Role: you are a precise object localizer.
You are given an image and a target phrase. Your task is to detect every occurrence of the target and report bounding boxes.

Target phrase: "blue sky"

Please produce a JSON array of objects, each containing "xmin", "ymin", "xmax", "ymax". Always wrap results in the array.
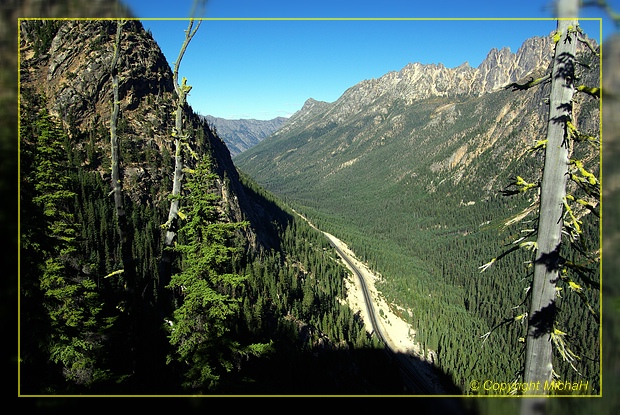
[{"xmin": 121, "ymin": 0, "xmax": 617, "ymax": 120}]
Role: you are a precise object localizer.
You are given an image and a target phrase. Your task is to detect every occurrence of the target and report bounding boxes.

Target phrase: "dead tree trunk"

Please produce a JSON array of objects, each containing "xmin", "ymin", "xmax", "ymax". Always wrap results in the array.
[
  {"xmin": 110, "ymin": 19, "xmax": 141, "ymax": 377},
  {"xmin": 110, "ymin": 19, "xmax": 135, "ymax": 294},
  {"xmin": 521, "ymin": 0, "xmax": 578, "ymax": 406},
  {"xmin": 158, "ymin": 20, "xmax": 201, "ymax": 308}
]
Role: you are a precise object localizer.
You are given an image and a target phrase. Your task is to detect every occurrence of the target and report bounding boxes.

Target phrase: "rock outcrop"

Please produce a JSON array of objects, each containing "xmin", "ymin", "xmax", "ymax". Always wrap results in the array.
[{"xmin": 19, "ymin": 19, "xmax": 261, "ymax": 248}]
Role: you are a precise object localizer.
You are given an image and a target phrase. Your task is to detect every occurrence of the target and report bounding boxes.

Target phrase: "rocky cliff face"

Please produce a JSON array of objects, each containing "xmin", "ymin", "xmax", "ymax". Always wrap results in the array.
[
  {"xmin": 22, "ymin": 20, "xmax": 175, "ymax": 137},
  {"xmin": 299, "ymin": 35, "xmax": 556, "ymax": 127},
  {"xmin": 203, "ymin": 115, "xmax": 288, "ymax": 156},
  {"xmin": 19, "ymin": 19, "xmax": 260, "ymax": 247}
]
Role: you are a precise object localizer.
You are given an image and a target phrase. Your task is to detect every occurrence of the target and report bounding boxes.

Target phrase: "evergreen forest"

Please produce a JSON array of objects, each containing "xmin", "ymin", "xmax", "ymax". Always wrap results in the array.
[
  {"xmin": 18, "ymin": 17, "xmax": 602, "ymax": 402},
  {"xmin": 235, "ymin": 35, "xmax": 602, "ymax": 395},
  {"xmin": 19, "ymin": 91, "xmax": 415, "ymax": 394},
  {"xmin": 18, "ymin": 20, "xmax": 415, "ymax": 396}
]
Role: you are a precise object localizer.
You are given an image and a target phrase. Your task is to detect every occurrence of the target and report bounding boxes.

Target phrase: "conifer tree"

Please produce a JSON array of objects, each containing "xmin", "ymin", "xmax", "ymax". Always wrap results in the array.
[
  {"xmin": 21, "ymin": 108, "xmax": 110, "ymax": 389},
  {"xmin": 165, "ymin": 156, "xmax": 271, "ymax": 391}
]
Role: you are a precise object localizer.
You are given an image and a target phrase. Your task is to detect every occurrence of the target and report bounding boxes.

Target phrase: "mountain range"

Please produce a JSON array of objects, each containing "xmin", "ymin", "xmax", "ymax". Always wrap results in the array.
[
  {"xmin": 235, "ymin": 32, "xmax": 599, "ymax": 213},
  {"xmin": 201, "ymin": 115, "xmax": 288, "ymax": 156},
  {"xmin": 234, "ymin": 29, "xmax": 601, "ymax": 392},
  {"xmin": 17, "ymin": 14, "xmax": 602, "ymax": 399}
]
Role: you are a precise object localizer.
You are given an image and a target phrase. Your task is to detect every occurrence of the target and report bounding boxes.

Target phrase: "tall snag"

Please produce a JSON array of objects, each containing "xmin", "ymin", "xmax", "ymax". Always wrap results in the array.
[
  {"xmin": 522, "ymin": 1, "xmax": 579, "ymax": 395},
  {"xmin": 158, "ymin": 19, "xmax": 201, "ymax": 308},
  {"xmin": 479, "ymin": 0, "xmax": 601, "ymax": 404},
  {"xmin": 109, "ymin": 19, "xmax": 135, "ymax": 290},
  {"xmin": 109, "ymin": 19, "xmax": 142, "ymax": 378}
]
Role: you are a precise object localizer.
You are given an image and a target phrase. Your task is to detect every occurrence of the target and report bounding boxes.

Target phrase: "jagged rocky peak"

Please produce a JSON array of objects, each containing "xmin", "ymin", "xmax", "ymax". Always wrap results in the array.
[
  {"xmin": 284, "ymin": 31, "xmax": 599, "ymax": 125},
  {"xmin": 475, "ymin": 35, "xmax": 555, "ymax": 93},
  {"xmin": 20, "ymin": 20, "xmax": 174, "ymax": 137},
  {"xmin": 392, "ymin": 35, "xmax": 555, "ymax": 98}
]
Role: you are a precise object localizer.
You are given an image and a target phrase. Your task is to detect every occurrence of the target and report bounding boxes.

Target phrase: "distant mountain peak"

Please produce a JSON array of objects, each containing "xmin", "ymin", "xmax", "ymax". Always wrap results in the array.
[
  {"xmin": 279, "ymin": 34, "xmax": 578, "ymax": 127},
  {"xmin": 301, "ymin": 97, "xmax": 328, "ymax": 111},
  {"xmin": 203, "ymin": 115, "xmax": 287, "ymax": 156}
]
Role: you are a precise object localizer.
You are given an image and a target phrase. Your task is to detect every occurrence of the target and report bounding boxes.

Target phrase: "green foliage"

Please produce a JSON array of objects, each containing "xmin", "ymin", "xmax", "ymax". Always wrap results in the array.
[
  {"xmin": 18, "ymin": 19, "xmax": 426, "ymax": 395},
  {"xmin": 26, "ymin": 20, "xmax": 63, "ymax": 58},
  {"xmin": 165, "ymin": 156, "xmax": 261, "ymax": 391},
  {"xmin": 20, "ymin": 107, "xmax": 112, "ymax": 390},
  {"xmin": 236, "ymin": 90, "xmax": 541, "ymax": 392},
  {"xmin": 234, "ymin": 48, "xmax": 601, "ymax": 394},
  {"xmin": 229, "ymin": 173, "xmax": 405, "ymax": 394}
]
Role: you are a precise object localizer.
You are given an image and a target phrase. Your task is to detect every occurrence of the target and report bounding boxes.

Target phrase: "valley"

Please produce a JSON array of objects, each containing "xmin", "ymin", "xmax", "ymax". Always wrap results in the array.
[
  {"xmin": 297, "ymin": 209, "xmax": 445, "ymax": 393},
  {"xmin": 18, "ymin": 16, "xmax": 601, "ymax": 398},
  {"xmin": 201, "ymin": 115, "xmax": 287, "ymax": 156},
  {"xmin": 324, "ymin": 230, "xmax": 445, "ymax": 394},
  {"xmin": 234, "ymin": 28, "xmax": 602, "ymax": 394}
]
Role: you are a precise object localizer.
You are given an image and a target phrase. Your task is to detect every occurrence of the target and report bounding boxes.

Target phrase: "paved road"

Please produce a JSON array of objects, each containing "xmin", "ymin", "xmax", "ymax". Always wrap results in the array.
[{"xmin": 323, "ymin": 232, "xmax": 438, "ymax": 394}]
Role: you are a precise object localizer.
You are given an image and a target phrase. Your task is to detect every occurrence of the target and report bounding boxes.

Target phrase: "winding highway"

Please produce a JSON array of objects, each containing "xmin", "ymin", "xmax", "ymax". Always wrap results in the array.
[
  {"xmin": 292, "ymin": 209, "xmax": 444, "ymax": 394},
  {"xmin": 323, "ymin": 232, "xmax": 439, "ymax": 395}
]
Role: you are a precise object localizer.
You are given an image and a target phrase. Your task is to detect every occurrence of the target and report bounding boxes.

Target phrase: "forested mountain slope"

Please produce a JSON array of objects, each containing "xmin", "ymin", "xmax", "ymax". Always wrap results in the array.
[
  {"xmin": 235, "ymin": 31, "xmax": 601, "ymax": 393},
  {"xmin": 19, "ymin": 19, "xmax": 431, "ymax": 396},
  {"xmin": 202, "ymin": 115, "xmax": 288, "ymax": 156}
]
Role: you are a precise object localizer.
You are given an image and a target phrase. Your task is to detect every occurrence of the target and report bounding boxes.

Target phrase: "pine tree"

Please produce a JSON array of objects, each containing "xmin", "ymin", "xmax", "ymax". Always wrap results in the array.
[
  {"xmin": 21, "ymin": 108, "xmax": 112, "ymax": 390},
  {"xmin": 165, "ymin": 156, "xmax": 270, "ymax": 391}
]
